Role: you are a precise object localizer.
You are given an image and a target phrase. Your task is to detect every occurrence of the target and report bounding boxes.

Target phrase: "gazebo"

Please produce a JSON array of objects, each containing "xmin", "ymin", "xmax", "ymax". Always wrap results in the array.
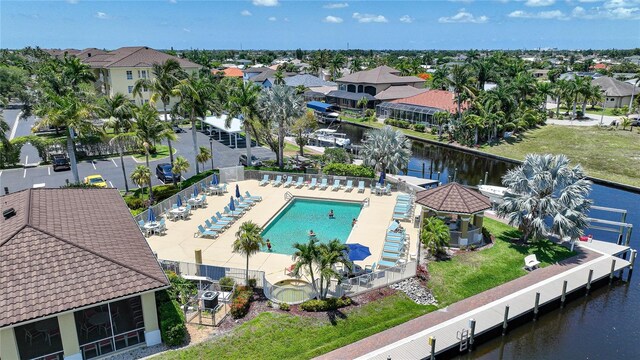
[{"xmin": 415, "ymin": 182, "xmax": 491, "ymax": 247}]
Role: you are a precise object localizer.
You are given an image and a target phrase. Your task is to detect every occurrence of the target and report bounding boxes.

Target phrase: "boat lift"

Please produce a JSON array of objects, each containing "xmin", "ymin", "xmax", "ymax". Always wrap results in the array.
[{"xmin": 586, "ymin": 205, "xmax": 633, "ymax": 247}]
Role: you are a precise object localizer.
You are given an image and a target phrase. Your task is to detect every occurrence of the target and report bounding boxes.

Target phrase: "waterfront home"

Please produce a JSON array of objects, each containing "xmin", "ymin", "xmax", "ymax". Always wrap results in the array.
[
  {"xmin": 215, "ymin": 67, "xmax": 244, "ymax": 78},
  {"xmin": 376, "ymin": 90, "xmax": 466, "ymax": 126},
  {"xmin": 0, "ymin": 188, "xmax": 169, "ymax": 360},
  {"xmin": 592, "ymin": 76, "xmax": 640, "ymax": 109}
]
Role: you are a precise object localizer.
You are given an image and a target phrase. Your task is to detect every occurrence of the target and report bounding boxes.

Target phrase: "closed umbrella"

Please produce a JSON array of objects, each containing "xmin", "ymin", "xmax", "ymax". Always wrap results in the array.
[
  {"xmin": 229, "ymin": 196, "xmax": 236, "ymax": 211},
  {"xmin": 378, "ymin": 171, "xmax": 386, "ymax": 185},
  {"xmin": 211, "ymin": 173, "xmax": 219, "ymax": 186},
  {"xmin": 176, "ymin": 195, "xmax": 183, "ymax": 207},
  {"xmin": 193, "ymin": 186, "xmax": 199, "ymax": 198},
  {"xmin": 235, "ymin": 184, "xmax": 241, "ymax": 198},
  {"xmin": 346, "ymin": 243, "xmax": 371, "ymax": 261},
  {"xmin": 147, "ymin": 207, "xmax": 156, "ymax": 223}
]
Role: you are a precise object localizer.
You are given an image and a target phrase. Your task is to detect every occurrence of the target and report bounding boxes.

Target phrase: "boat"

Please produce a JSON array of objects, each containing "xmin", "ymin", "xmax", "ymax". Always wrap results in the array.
[
  {"xmin": 309, "ymin": 129, "xmax": 351, "ymax": 148},
  {"xmin": 478, "ymin": 185, "xmax": 507, "ymax": 204}
]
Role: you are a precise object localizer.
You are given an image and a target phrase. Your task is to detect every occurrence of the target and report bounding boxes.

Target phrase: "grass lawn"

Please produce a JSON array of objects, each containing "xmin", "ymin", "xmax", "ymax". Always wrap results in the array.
[
  {"xmin": 481, "ymin": 125, "xmax": 640, "ymax": 187},
  {"xmin": 427, "ymin": 218, "xmax": 576, "ymax": 306},
  {"xmin": 156, "ymin": 293, "xmax": 437, "ymax": 360},
  {"xmin": 132, "ymin": 145, "xmax": 174, "ymax": 161},
  {"xmin": 553, "ymin": 106, "xmax": 624, "ymax": 117},
  {"xmin": 340, "ymin": 116, "xmax": 441, "ymax": 142}
]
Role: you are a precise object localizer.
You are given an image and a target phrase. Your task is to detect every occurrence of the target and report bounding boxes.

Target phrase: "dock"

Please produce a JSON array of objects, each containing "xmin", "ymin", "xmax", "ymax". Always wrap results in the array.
[{"xmin": 388, "ymin": 174, "xmax": 440, "ymax": 189}]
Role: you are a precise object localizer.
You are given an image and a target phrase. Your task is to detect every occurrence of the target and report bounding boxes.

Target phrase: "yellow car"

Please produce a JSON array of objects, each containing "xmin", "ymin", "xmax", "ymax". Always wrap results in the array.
[{"xmin": 83, "ymin": 174, "xmax": 108, "ymax": 188}]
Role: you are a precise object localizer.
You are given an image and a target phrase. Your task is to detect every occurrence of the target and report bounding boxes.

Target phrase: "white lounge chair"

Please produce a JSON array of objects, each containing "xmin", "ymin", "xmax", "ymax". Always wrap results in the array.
[
  {"xmin": 259, "ymin": 175, "xmax": 270, "ymax": 186},
  {"xmin": 357, "ymin": 181, "xmax": 365, "ymax": 193},
  {"xmin": 273, "ymin": 175, "xmax": 283, "ymax": 187},
  {"xmin": 245, "ymin": 191, "xmax": 262, "ymax": 201},
  {"xmin": 205, "ymin": 219, "xmax": 225, "ymax": 231},
  {"xmin": 319, "ymin": 178, "xmax": 328, "ymax": 190},
  {"xmin": 525, "ymin": 254, "xmax": 541, "ymax": 270},
  {"xmin": 283, "ymin": 176, "xmax": 293, "ymax": 187},
  {"xmin": 196, "ymin": 225, "xmax": 218, "ymax": 238},
  {"xmin": 331, "ymin": 179, "xmax": 341, "ymax": 191},
  {"xmin": 295, "ymin": 177, "xmax": 304, "ymax": 188},
  {"xmin": 308, "ymin": 178, "xmax": 318, "ymax": 189},
  {"xmin": 344, "ymin": 180, "xmax": 353, "ymax": 192}
]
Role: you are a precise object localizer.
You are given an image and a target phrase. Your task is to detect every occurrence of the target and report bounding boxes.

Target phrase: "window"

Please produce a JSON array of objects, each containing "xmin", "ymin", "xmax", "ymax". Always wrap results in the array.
[
  {"xmin": 126, "ymin": 71, "xmax": 133, "ymax": 80},
  {"xmin": 15, "ymin": 318, "xmax": 63, "ymax": 359},
  {"xmin": 144, "ymin": 99, "xmax": 149, "ymax": 104},
  {"xmin": 128, "ymin": 86, "xmax": 133, "ymax": 94},
  {"xmin": 141, "ymin": 70, "xmax": 147, "ymax": 79}
]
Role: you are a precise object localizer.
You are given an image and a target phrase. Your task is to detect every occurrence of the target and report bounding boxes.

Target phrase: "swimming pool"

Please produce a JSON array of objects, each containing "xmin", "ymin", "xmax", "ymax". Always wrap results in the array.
[{"xmin": 261, "ymin": 197, "xmax": 363, "ymax": 255}]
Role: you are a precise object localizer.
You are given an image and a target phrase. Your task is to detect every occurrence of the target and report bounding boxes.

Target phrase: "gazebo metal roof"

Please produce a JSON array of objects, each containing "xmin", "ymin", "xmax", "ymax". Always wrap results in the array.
[{"xmin": 415, "ymin": 182, "xmax": 491, "ymax": 215}]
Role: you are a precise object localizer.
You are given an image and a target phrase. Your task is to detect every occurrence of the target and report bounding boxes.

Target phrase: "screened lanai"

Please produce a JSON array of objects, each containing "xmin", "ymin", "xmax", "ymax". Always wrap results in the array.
[{"xmin": 375, "ymin": 102, "xmax": 442, "ymax": 126}]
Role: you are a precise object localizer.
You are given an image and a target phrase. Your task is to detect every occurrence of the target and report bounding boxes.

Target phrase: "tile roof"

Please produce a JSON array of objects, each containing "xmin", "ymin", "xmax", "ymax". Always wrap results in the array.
[
  {"xmin": 337, "ymin": 66, "xmax": 425, "ymax": 85},
  {"xmin": 284, "ymin": 74, "xmax": 337, "ymax": 88},
  {"xmin": 0, "ymin": 188, "xmax": 169, "ymax": 328},
  {"xmin": 391, "ymin": 90, "xmax": 467, "ymax": 114},
  {"xmin": 375, "ymin": 85, "xmax": 428, "ymax": 101},
  {"xmin": 80, "ymin": 46, "xmax": 200, "ymax": 69},
  {"xmin": 216, "ymin": 67, "xmax": 243, "ymax": 77},
  {"xmin": 592, "ymin": 76, "xmax": 640, "ymax": 97},
  {"xmin": 415, "ymin": 182, "xmax": 491, "ymax": 214},
  {"xmin": 326, "ymin": 90, "xmax": 377, "ymax": 101}
]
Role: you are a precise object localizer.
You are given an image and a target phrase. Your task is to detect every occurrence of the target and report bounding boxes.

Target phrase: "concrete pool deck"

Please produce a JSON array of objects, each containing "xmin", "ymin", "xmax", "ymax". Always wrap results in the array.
[{"xmin": 146, "ymin": 179, "xmax": 420, "ymax": 283}]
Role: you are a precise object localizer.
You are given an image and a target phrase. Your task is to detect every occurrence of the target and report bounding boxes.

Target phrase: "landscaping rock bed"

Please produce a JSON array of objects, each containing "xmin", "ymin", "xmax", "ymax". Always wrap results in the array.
[{"xmin": 390, "ymin": 278, "xmax": 438, "ymax": 306}]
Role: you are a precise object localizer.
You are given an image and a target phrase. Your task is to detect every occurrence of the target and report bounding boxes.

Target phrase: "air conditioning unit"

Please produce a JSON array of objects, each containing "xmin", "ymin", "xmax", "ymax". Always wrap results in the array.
[{"xmin": 201, "ymin": 291, "xmax": 219, "ymax": 310}]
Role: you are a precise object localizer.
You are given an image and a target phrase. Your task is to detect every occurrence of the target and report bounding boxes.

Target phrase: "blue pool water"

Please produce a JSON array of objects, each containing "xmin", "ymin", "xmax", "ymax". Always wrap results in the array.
[{"xmin": 261, "ymin": 198, "xmax": 363, "ymax": 255}]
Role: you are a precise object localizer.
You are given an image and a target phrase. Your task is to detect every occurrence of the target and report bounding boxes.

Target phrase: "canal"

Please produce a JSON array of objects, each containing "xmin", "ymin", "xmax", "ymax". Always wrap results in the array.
[{"xmin": 332, "ymin": 122, "xmax": 640, "ymax": 359}]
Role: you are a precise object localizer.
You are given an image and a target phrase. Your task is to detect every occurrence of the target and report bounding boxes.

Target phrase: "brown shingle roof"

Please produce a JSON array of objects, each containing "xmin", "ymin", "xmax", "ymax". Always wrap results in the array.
[
  {"xmin": 0, "ymin": 188, "xmax": 169, "ymax": 328},
  {"xmin": 375, "ymin": 85, "xmax": 427, "ymax": 101},
  {"xmin": 415, "ymin": 182, "xmax": 491, "ymax": 214},
  {"xmin": 337, "ymin": 65, "xmax": 424, "ymax": 85},
  {"xmin": 80, "ymin": 46, "xmax": 200, "ymax": 69}
]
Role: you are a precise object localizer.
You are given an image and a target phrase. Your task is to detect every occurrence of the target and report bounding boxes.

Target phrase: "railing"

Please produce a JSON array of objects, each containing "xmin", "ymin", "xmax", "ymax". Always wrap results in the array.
[
  {"xmin": 263, "ymin": 276, "xmax": 318, "ymax": 305},
  {"xmin": 362, "ymin": 197, "xmax": 370, "ymax": 207},
  {"xmin": 79, "ymin": 327, "xmax": 145, "ymax": 359},
  {"xmin": 159, "ymin": 259, "xmax": 265, "ymax": 288},
  {"xmin": 284, "ymin": 191, "xmax": 293, "ymax": 201},
  {"xmin": 31, "ymin": 350, "xmax": 64, "ymax": 360},
  {"xmin": 245, "ymin": 170, "xmax": 383, "ymax": 192}
]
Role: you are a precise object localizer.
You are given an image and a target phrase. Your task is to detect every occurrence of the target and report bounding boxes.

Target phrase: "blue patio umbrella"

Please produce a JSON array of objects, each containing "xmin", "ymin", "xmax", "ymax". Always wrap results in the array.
[
  {"xmin": 211, "ymin": 173, "xmax": 219, "ymax": 186},
  {"xmin": 378, "ymin": 171, "xmax": 386, "ymax": 185},
  {"xmin": 229, "ymin": 196, "xmax": 236, "ymax": 211},
  {"xmin": 235, "ymin": 184, "xmax": 241, "ymax": 198},
  {"xmin": 193, "ymin": 186, "xmax": 199, "ymax": 197},
  {"xmin": 346, "ymin": 243, "xmax": 371, "ymax": 261},
  {"xmin": 176, "ymin": 195, "xmax": 183, "ymax": 207},
  {"xmin": 147, "ymin": 207, "xmax": 156, "ymax": 223}
]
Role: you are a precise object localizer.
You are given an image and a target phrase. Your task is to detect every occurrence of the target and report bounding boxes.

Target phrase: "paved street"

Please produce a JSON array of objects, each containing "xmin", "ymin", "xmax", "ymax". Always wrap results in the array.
[{"xmin": 1, "ymin": 110, "xmax": 275, "ymax": 193}]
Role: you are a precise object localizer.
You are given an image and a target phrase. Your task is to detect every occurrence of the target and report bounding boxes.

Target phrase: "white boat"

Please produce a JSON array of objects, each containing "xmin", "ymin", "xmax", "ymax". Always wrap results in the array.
[
  {"xmin": 309, "ymin": 129, "xmax": 351, "ymax": 148},
  {"xmin": 478, "ymin": 185, "xmax": 508, "ymax": 204}
]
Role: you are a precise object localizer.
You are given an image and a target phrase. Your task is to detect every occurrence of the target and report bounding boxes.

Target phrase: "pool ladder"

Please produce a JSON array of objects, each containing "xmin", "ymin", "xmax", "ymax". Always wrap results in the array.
[
  {"xmin": 362, "ymin": 197, "xmax": 370, "ymax": 207},
  {"xmin": 284, "ymin": 191, "xmax": 293, "ymax": 201}
]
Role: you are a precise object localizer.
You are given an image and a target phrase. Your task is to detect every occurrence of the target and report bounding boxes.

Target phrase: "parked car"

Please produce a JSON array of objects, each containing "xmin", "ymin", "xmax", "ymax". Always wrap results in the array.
[
  {"xmin": 83, "ymin": 175, "xmax": 107, "ymax": 188},
  {"xmin": 156, "ymin": 163, "xmax": 178, "ymax": 183},
  {"xmin": 239, "ymin": 154, "xmax": 262, "ymax": 167},
  {"xmin": 172, "ymin": 124, "xmax": 186, "ymax": 133},
  {"xmin": 51, "ymin": 154, "xmax": 70, "ymax": 171}
]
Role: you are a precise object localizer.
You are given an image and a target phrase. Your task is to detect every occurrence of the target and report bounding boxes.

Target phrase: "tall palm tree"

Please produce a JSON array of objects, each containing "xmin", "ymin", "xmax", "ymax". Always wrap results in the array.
[
  {"xmin": 430, "ymin": 67, "xmax": 449, "ymax": 90},
  {"xmin": 463, "ymin": 112, "xmax": 486, "ymax": 146},
  {"xmin": 100, "ymin": 93, "xmax": 135, "ymax": 192},
  {"xmin": 536, "ymin": 82, "xmax": 554, "ymax": 113},
  {"xmin": 472, "ymin": 58, "xmax": 498, "ymax": 90},
  {"xmin": 195, "ymin": 146, "xmax": 212, "ymax": 171},
  {"xmin": 257, "ymin": 85, "xmax": 305, "ymax": 168},
  {"xmin": 133, "ymin": 104, "xmax": 175, "ymax": 168},
  {"xmin": 510, "ymin": 72, "xmax": 537, "ymax": 108},
  {"xmin": 421, "ymin": 217, "xmax": 450, "ymax": 257},
  {"xmin": 131, "ymin": 164, "xmax": 153, "ymax": 202},
  {"xmin": 329, "ymin": 53, "xmax": 346, "ymax": 81},
  {"xmin": 227, "ymin": 80, "xmax": 261, "ymax": 164},
  {"xmin": 317, "ymin": 239, "xmax": 352, "ymax": 299},
  {"xmin": 498, "ymin": 154, "xmax": 592, "ymax": 242},
  {"xmin": 357, "ymin": 96, "xmax": 369, "ymax": 117},
  {"xmin": 233, "ymin": 221, "xmax": 265, "ymax": 285},
  {"xmin": 273, "ymin": 69, "xmax": 285, "ymax": 85},
  {"xmin": 349, "ymin": 57, "xmax": 363, "ymax": 73},
  {"xmin": 292, "ymin": 237, "xmax": 321, "ymax": 296},
  {"xmin": 172, "ymin": 156, "xmax": 190, "ymax": 188},
  {"xmin": 361, "ymin": 125, "xmax": 412, "ymax": 174},
  {"xmin": 447, "ymin": 65, "xmax": 476, "ymax": 121},
  {"xmin": 133, "ymin": 59, "xmax": 186, "ymax": 168},
  {"xmin": 59, "ymin": 55, "xmax": 97, "ymax": 94},
  {"xmin": 552, "ymin": 79, "xmax": 569, "ymax": 118},
  {"xmin": 433, "ymin": 111, "xmax": 450, "ymax": 139},
  {"xmin": 172, "ymin": 73, "xmax": 215, "ymax": 174}
]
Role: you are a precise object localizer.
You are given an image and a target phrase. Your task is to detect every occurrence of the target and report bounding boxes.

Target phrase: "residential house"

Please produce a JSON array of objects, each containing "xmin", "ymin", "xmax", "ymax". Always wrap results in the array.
[
  {"xmin": 78, "ymin": 46, "xmax": 200, "ymax": 108},
  {"xmin": 326, "ymin": 66, "xmax": 425, "ymax": 109},
  {"xmin": 214, "ymin": 67, "xmax": 243, "ymax": 78},
  {"xmin": 0, "ymin": 188, "xmax": 170, "ymax": 360},
  {"xmin": 282, "ymin": 74, "xmax": 337, "ymax": 100},
  {"xmin": 243, "ymin": 67, "xmax": 274, "ymax": 84},
  {"xmin": 529, "ymin": 69, "xmax": 550, "ymax": 81},
  {"xmin": 592, "ymin": 76, "xmax": 640, "ymax": 109},
  {"xmin": 376, "ymin": 89, "xmax": 466, "ymax": 126}
]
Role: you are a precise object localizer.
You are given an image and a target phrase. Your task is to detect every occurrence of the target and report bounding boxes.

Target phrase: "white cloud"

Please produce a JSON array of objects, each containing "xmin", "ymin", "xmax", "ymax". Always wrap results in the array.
[
  {"xmin": 508, "ymin": 9, "xmax": 569, "ymax": 19},
  {"xmin": 603, "ymin": 0, "xmax": 640, "ymax": 8},
  {"xmin": 95, "ymin": 12, "xmax": 110, "ymax": 20},
  {"xmin": 571, "ymin": 4, "xmax": 640, "ymax": 18},
  {"xmin": 525, "ymin": 0, "xmax": 555, "ymax": 6},
  {"xmin": 323, "ymin": 15, "xmax": 344, "ymax": 23},
  {"xmin": 352, "ymin": 12, "xmax": 388, "ymax": 23},
  {"xmin": 268, "ymin": 16, "xmax": 277, "ymax": 21},
  {"xmin": 438, "ymin": 9, "xmax": 488, "ymax": 23},
  {"xmin": 183, "ymin": 28, "xmax": 191, "ymax": 32},
  {"xmin": 399, "ymin": 15, "xmax": 414, "ymax": 23},
  {"xmin": 323, "ymin": 2, "xmax": 349, "ymax": 9},
  {"xmin": 241, "ymin": 10, "xmax": 252, "ymax": 16},
  {"xmin": 253, "ymin": 0, "xmax": 279, "ymax": 6}
]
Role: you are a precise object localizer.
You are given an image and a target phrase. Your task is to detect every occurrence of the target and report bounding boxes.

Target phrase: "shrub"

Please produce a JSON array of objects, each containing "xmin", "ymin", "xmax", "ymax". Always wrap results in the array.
[
  {"xmin": 279, "ymin": 302, "xmax": 291, "ymax": 311},
  {"xmin": 248, "ymin": 278, "xmax": 257, "ymax": 289},
  {"xmin": 230, "ymin": 286, "xmax": 253, "ymax": 319},
  {"xmin": 300, "ymin": 297, "xmax": 352, "ymax": 312},
  {"xmin": 124, "ymin": 196, "xmax": 146, "ymax": 210},
  {"xmin": 156, "ymin": 290, "xmax": 187, "ymax": 346},
  {"xmin": 416, "ymin": 264, "xmax": 429, "ymax": 282},
  {"xmin": 323, "ymin": 148, "xmax": 351, "ymax": 164},
  {"xmin": 323, "ymin": 163, "xmax": 375, "ymax": 178},
  {"xmin": 152, "ymin": 185, "xmax": 180, "ymax": 202},
  {"xmin": 413, "ymin": 124, "xmax": 426, "ymax": 133},
  {"xmin": 218, "ymin": 276, "xmax": 235, "ymax": 292},
  {"xmin": 430, "ymin": 127, "xmax": 438, "ymax": 135},
  {"xmin": 576, "ymin": 110, "xmax": 584, "ymax": 118}
]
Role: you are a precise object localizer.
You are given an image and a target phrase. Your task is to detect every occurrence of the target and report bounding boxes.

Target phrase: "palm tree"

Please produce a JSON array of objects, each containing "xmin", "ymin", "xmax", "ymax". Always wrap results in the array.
[
  {"xmin": 172, "ymin": 73, "xmax": 215, "ymax": 174},
  {"xmin": 536, "ymin": 82, "xmax": 554, "ymax": 113},
  {"xmin": 620, "ymin": 117, "xmax": 632, "ymax": 131},
  {"xmin": 433, "ymin": 111, "xmax": 450, "ymax": 139},
  {"xmin": 59, "ymin": 55, "xmax": 97, "ymax": 94},
  {"xmin": 552, "ymin": 79, "xmax": 569, "ymax": 118},
  {"xmin": 472, "ymin": 58, "xmax": 498, "ymax": 90},
  {"xmin": 133, "ymin": 104, "xmax": 175, "ymax": 168},
  {"xmin": 100, "ymin": 93, "xmax": 134, "ymax": 192},
  {"xmin": 133, "ymin": 59, "xmax": 186, "ymax": 169},
  {"xmin": 349, "ymin": 57, "xmax": 363, "ymax": 73},
  {"xmin": 292, "ymin": 237, "xmax": 320, "ymax": 296},
  {"xmin": 421, "ymin": 217, "xmax": 450, "ymax": 257},
  {"xmin": 292, "ymin": 111, "xmax": 318, "ymax": 156},
  {"xmin": 317, "ymin": 239, "xmax": 352, "ymax": 299},
  {"xmin": 257, "ymin": 85, "xmax": 305, "ymax": 168},
  {"xmin": 233, "ymin": 221, "xmax": 265, "ymax": 286},
  {"xmin": 172, "ymin": 156, "xmax": 190, "ymax": 188},
  {"xmin": 329, "ymin": 53, "xmax": 346, "ymax": 81},
  {"xmin": 497, "ymin": 154, "xmax": 592, "ymax": 242},
  {"xmin": 430, "ymin": 67, "xmax": 449, "ymax": 90},
  {"xmin": 361, "ymin": 125, "xmax": 412, "ymax": 174},
  {"xmin": 447, "ymin": 65, "xmax": 476, "ymax": 121},
  {"xmin": 195, "ymin": 146, "xmax": 212, "ymax": 171},
  {"xmin": 131, "ymin": 164, "xmax": 153, "ymax": 202},
  {"xmin": 227, "ymin": 80, "xmax": 261, "ymax": 164},
  {"xmin": 357, "ymin": 96, "xmax": 369, "ymax": 117},
  {"xmin": 273, "ymin": 69, "xmax": 285, "ymax": 85},
  {"xmin": 463, "ymin": 112, "xmax": 486, "ymax": 146}
]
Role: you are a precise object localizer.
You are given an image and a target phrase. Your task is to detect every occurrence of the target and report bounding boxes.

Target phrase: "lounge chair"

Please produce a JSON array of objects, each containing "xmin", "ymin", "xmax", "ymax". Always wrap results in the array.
[
  {"xmin": 357, "ymin": 181, "xmax": 365, "ymax": 193},
  {"xmin": 319, "ymin": 178, "xmax": 328, "ymax": 190},
  {"xmin": 384, "ymin": 183, "xmax": 392, "ymax": 195},
  {"xmin": 273, "ymin": 175, "xmax": 283, "ymax": 187},
  {"xmin": 211, "ymin": 216, "xmax": 231, "ymax": 227},
  {"xmin": 156, "ymin": 218, "xmax": 167, "ymax": 235},
  {"xmin": 196, "ymin": 225, "xmax": 218, "ymax": 238},
  {"xmin": 219, "ymin": 183, "xmax": 228, "ymax": 193},
  {"xmin": 382, "ymin": 251, "xmax": 404, "ymax": 260},
  {"xmin": 205, "ymin": 219, "xmax": 225, "ymax": 231},
  {"xmin": 365, "ymin": 262, "xmax": 377, "ymax": 273},
  {"xmin": 259, "ymin": 175, "xmax": 270, "ymax": 186},
  {"xmin": 234, "ymin": 199, "xmax": 251, "ymax": 210},
  {"xmin": 245, "ymin": 191, "xmax": 262, "ymax": 201},
  {"xmin": 344, "ymin": 180, "xmax": 354, "ymax": 192},
  {"xmin": 216, "ymin": 211, "xmax": 235, "ymax": 223},
  {"xmin": 238, "ymin": 195, "xmax": 256, "ymax": 204},
  {"xmin": 283, "ymin": 177, "xmax": 293, "ymax": 187},
  {"xmin": 525, "ymin": 254, "xmax": 541, "ymax": 270},
  {"xmin": 308, "ymin": 178, "xmax": 318, "ymax": 189},
  {"xmin": 331, "ymin": 179, "xmax": 341, "ymax": 191},
  {"xmin": 377, "ymin": 259, "xmax": 398, "ymax": 269},
  {"xmin": 295, "ymin": 177, "xmax": 304, "ymax": 188},
  {"xmin": 397, "ymin": 194, "xmax": 413, "ymax": 200},
  {"xmin": 224, "ymin": 206, "xmax": 243, "ymax": 217}
]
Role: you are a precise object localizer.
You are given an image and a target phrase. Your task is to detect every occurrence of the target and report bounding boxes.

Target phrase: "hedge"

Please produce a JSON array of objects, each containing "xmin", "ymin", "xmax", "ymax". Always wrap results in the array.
[
  {"xmin": 155, "ymin": 290, "xmax": 187, "ymax": 346},
  {"xmin": 299, "ymin": 297, "xmax": 352, "ymax": 312},
  {"xmin": 322, "ymin": 163, "xmax": 375, "ymax": 178},
  {"xmin": 230, "ymin": 286, "xmax": 253, "ymax": 319},
  {"xmin": 384, "ymin": 119, "xmax": 411, "ymax": 129}
]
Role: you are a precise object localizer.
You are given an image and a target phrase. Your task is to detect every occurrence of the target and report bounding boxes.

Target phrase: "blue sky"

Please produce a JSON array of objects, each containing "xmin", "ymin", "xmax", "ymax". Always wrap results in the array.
[{"xmin": 1, "ymin": 0, "xmax": 638, "ymax": 50}]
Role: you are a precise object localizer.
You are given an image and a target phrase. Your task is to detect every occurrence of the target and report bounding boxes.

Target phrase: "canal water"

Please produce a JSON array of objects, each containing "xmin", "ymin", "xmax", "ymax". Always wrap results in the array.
[{"xmin": 330, "ymin": 122, "xmax": 640, "ymax": 359}]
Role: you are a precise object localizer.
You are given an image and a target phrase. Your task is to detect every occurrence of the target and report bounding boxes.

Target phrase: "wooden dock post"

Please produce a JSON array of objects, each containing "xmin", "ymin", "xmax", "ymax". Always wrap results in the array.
[
  {"xmin": 422, "ymin": 162, "xmax": 426, "ymax": 178},
  {"xmin": 533, "ymin": 292, "xmax": 540, "ymax": 321},
  {"xmin": 453, "ymin": 168, "xmax": 458, "ymax": 182},
  {"xmin": 609, "ymin": 259, "xmax": 617, "ymax": 285},
  {"xmin": 502, "ymin": 305, "xmax": 510, "ymax": 336},
  {"xmin": 560, "ymin": 280, "xmax": 568, "ymax": 308},
  {"xmin": 428, "ymin": 336, "xmax": 436, "ymax": 360},
  {"xmin": 586, "ymin": 269, "xmax": 594, "ymax": 296},
  {"xmin": 484, "ymin": 172, "xmax": 488, "ymax": 185},
  {"xmin": 628, "ymin": 250, "xmax": 637, "ymax": 282},
  {"xmin": 468, "ymin": 319, "xmax": 476, "ymax": 352},
  {"xmin": 430, "ymin": 159, "xmax": 434, "ymax": 179}
]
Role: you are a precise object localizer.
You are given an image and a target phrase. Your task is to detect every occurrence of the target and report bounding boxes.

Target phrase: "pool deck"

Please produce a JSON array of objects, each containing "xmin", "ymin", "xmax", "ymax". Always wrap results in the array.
[{"xmin": 146, "ymin": 179, "xmax": 419, "ymax": 283}]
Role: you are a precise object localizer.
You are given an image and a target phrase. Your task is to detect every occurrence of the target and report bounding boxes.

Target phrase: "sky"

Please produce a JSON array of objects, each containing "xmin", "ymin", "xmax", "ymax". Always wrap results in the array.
[{"xmin": 1, "ymin": 0, "xmax": 639, "ymax": 50}]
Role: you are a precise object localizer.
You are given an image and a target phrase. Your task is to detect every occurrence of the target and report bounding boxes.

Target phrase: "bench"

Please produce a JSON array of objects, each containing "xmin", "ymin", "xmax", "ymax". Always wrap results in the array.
[{"xmin": 525, "ymin": 254, "xmax": 541, "ymax": 271}]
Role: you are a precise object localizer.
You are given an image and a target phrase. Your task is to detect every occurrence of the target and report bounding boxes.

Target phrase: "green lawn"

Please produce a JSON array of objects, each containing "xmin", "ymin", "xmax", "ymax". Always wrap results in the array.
[
  {"xmin": 155, "ymin": 293, "xmax": 437, "ymax": 360},
  {"xmin": 553, "ymin": 106, "xmax": 625, "ymax": 117},
  {"xmin": 481, "ymin": 125, "xmax": 640, "ymax": 187},
  {"xmin": 427, "ymin": 218, "xmax": 576, "ymax": 306},
  {"xmin": 132, "ymin": 145, "xmax": 174, "ymax": 161},
  {"xmin": 340, "ymin": 116, "xmax": 441, "ymax": 142}
]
